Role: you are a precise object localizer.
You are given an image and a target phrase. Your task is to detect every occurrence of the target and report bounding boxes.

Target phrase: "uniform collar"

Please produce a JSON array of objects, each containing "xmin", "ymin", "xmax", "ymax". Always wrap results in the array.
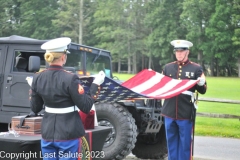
[
  {"xmin": 48, "ymin": 65, "xmax": 64, "ymax": 70},
  {"xmin": 177, "ymin": 59, "xmax": 189, "ymax": 66}
]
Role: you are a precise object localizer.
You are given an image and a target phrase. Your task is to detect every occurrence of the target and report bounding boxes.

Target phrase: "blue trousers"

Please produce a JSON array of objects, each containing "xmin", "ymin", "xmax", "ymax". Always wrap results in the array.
[
  {"xmin": 41, "ymin": 139, "xmax": 80, "ymax": 160},
  {"xmin": 165, "ymin": 117, "xmax": 193, "ymax": 160}
]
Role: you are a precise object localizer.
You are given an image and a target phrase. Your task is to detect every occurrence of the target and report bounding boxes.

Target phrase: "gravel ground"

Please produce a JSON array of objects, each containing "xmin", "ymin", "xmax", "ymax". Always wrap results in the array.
[
  {"xmin": 123, "ymin": 156, "xmax": 211, "ymax": 160},
  {"xmin": 123, "ymin": 154, "xmax": 168, "ymax": 160},
  {"xmin": 123, "ymin": 154, "xmax": 213, "ymax": 160}
]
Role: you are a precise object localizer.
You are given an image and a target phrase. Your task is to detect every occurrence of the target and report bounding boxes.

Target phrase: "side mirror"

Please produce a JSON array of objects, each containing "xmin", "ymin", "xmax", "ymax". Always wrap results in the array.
[
  {"xmin": 64, "ymin": 67, "xmax": 76, "ymax": 73},
  {"xmin": 28, "ymin": 56, "xmax": 40, "ymax": 72},
  {"xmin": 104, "ymin": 69, "xmax": 111, "ymax": 78}
]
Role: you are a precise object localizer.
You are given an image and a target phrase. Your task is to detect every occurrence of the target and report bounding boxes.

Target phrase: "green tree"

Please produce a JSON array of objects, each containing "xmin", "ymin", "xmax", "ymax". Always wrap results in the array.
[
  {"xmin": 0, "ymin": 0, "xmax": 21, "ymax": 37},
  {"xmin": 206, "ymin": 0, "xmax": 238, "ymax": 76},
  {"xmin": 232, "ymin": 0, "xmax": 240, "ymax": 77},
  {"xmin": 144, "ymin": 0, "xmax": 186, "ymax": 72},
  {"xmin": 1, "ymin": 0, "xmax": 239, "ymax": 77},
  {"xmin": 92, "ymin": 0, "xmax": 129, "ymax": 72},
  {"xmin": 53, "ymin": 0, "xmax": 95, "ymax": 44},
  {"xmin": 181, "ymin": 0, "xmax": 215, "ymax": 74},
  {"xmin": 53, "ymin": 0, "xmax": 79, "ymax": 42},
  {"xmin": 15, "ymin": 0, "xmax": 59, "ymax": 39},
  {"xmin": 124, "ymin": 1, "xmax": 150, "ymax": 73}
]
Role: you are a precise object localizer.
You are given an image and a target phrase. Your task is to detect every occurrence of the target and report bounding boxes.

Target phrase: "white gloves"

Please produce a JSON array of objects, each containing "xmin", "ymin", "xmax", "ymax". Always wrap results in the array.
[
  {"xmin": 197, "ymin": 77, "xmax": 205, "ymax": 86},
  {"xmin": 26, "ymin": 76, "xmax": 33, "ymax": 86},
  {"xmin": 93, "ymin": 71, "xmax": 105, "ymax": 85}
]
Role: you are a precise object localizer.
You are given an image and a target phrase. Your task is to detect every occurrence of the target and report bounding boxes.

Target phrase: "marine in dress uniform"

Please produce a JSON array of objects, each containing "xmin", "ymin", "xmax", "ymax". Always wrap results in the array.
[
  {"xmin": 161, "ymin": 40, "xmax": 207, "ymax": 160},
  {"xmin": 30, "ymin": 37, "xmax": 105, "ymax": 160}
]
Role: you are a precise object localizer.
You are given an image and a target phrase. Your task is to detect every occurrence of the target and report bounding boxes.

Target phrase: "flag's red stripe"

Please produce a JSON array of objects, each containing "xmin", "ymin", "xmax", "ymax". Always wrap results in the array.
[
  {"xmin": 139, "ymin": 76, "xmax": 172, "ymax": 94},
  {"xmin": 122, "ymin": 69, "xmax": 156, "ymax": 88},
  {"xmin": 165, "ymin": 80, "xmax": 194, "ymax": 93},
  {"xmin": 154, "ymin": 81, "xmax": 198, "ymax": 99},
  {"xmin": 152, "ymin": 80, "xmax": 189, "ymax": 95}
]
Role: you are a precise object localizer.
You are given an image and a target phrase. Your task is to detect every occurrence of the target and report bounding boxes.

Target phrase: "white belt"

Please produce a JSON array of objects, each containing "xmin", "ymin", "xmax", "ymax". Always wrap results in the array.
[
  {"xmin": 45, "ymin": 106, "xmax": 76, "ymax": 114},
  {"xmin": 181, "ymin": 91, "xmax": 198, "ymax": 109},
  {"xmin": 181, "ymin": 91, "xmax": 194, "ymax": 96}
]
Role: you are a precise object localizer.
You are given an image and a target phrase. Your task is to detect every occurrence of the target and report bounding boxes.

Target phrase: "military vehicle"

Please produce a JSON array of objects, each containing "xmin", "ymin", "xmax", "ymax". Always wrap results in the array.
[{"xmin": 0, "ymin": 35, "xmax": 167, "ymax": 159}]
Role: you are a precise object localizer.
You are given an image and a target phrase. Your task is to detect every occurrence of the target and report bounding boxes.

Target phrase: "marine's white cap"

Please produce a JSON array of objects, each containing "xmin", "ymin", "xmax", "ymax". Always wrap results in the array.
[
  {"xmin": 170, "ymin": 40, "xmax": 193, "ymax": 49},
  {"xmin": 41, "ymin": 37, "xmax": 71, "ymax": 54}
]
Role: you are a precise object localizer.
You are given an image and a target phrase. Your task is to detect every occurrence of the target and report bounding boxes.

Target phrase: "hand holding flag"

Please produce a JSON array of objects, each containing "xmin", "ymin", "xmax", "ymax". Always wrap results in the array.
[
  {"xmin": 26, "ymin": 76, "xmax": 33, "ymax": 86},
  {"xmin": 80, "ymin": 69, "xmax": 199, "ymax": 102}
]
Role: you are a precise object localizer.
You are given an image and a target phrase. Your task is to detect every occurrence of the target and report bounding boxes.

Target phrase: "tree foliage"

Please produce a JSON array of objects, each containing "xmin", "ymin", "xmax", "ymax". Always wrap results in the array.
[
  {"xmin": 16, "ymin": 0, "xmax": 60, "ymax": 39},
  {"xmin": 0, "ymin": 0, "xmax": 239, "ymax": 76}
]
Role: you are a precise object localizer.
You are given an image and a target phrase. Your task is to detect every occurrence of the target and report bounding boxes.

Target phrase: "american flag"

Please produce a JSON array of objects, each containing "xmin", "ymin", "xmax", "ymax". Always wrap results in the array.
[{"xmin": 80, "ymin": 69, "xmax": 198, "ymax": 102}]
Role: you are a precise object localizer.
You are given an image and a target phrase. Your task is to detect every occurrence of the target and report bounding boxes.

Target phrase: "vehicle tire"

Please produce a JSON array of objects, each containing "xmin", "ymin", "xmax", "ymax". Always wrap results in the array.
[
  {"xmin": 95, "ymin": 102, "xmax": 137, "ymax": 160},
  {"xmin": 0, "ymin": 123, "xmax": 8, "ymax": 132},
  {"xmin": 132, "ymin": 126, "xmax": 168, "ymax": 159}
]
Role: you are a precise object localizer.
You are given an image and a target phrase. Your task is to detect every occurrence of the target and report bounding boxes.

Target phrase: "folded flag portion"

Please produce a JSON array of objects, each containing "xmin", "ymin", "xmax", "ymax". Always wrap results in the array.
[
  {"xmin": 80, "ymin": 69, "xmax": 198, "ymax": 102},
  {"xmin": 80, "ymin": 75, "xmax": 146, "ymax": 103},
  {"xmin": 122, "ymin": 69, "xmax": 198, "ymax": 99}
]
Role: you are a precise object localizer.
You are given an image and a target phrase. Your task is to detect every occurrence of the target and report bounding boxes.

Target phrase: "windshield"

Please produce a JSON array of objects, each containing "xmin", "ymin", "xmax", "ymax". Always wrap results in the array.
[
  {"xmin": 65, "ymin": 49, "xmax": 112, "ymax": 78},
  {"xmin": 86, "ymin": 52, "xmax": 112, "ymax": 77},
  {"xmin": 65, "ymin": 49, "xmax": 83, "ymax": 71}
]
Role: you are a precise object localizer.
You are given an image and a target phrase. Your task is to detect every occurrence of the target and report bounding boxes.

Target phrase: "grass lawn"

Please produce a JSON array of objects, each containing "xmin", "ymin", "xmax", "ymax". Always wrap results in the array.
[
  {"xmin": 195, "ymin": 117, "xmax": 240, "ymax": 138},
  {"xmin": 113, "ymin": 72, "xmax": 240, "ymax": 138},
  {"xmin": 200, "ymin": 77, "xmax": 240, "ymax": 100},
  {"xmin": 195, "ymin": 77, "xmax": 240, "ymax": 138},
  {"xmin": 196, "ymin": 102, "xmax": 240, "ymax": 138},
  {"xmin": 113, "ymin": 73, "xmax": 135, "ymax": 81}
]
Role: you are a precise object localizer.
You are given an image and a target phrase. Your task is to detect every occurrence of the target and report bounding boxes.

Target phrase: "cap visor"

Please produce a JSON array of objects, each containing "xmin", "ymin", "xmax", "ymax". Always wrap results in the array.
[{"xmin": 174, "ymin": 48, "xmax": 188, "ymax": 51}]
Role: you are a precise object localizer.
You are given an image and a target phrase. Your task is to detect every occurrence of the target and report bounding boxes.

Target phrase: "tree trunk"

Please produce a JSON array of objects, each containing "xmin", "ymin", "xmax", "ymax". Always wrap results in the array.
[
  {"xmin": 148, "ymin": 55, "xmax": 152, "ymax": 69},
  {"xmin": 127, "ymin": 23, "xmax": 131, "ymax": 74},
  {"xmin": 112, "ymin": 62, "xmax": 116, "ymax": 72},
  {"xmin": 142, "ymin": 55, "xmax": 144, "ymax": 70},
  {"xmin": 210, "ymin": 58, "xmax": 214, "ymax": 76},
  {"xmin": 132, "ymin": 52, "xmax": 137, "ymax": 74},
  {"xmin": 127, "ymin": 40, "xmax": 131, "ymax": 74},
  {"xmin": 238, "ymin": 57, "xmax": 240, "ymax": 77},
  {"xmin": 128, "ymin": 55, "xmax": 131, "ymax": 74},
  {"xmin": 197, "ymin": 51, "xmax": 203, "ymax": 67},
  {"xmin": 118, "ymin": 58, "xmax": 121, "ymax": 73},
  {"xmin": 79, "ymin": 0, "xmax": 83, "ymax": 44},
  {"xmin": 216, "ymin": 59, "xmax": 219, "ymax": 77}
]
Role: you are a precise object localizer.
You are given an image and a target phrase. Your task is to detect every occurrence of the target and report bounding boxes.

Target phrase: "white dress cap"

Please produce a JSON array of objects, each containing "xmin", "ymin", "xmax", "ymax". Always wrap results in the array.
[
  {"xmin": 41, "ymin": 37, "xmax": 71, "ymax": 53},
  {"xmin": 170, "ymin": 40, "xmax": 193, "ymax": 49}
]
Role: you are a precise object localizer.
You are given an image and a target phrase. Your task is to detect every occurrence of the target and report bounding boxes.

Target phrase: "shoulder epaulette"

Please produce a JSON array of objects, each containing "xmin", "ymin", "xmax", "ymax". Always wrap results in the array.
[
  {"xmin": 36, "ymin": 69, "xmax": 47, "ymax": 74},
  {"xmin": 189, "ymin": 61, "xmax": 200, "ymax": 66},
  {"xmin": 63, "ymin": 70, "xmax": 74, "ymax": 74},
  {"xmin": 166, "ymin": 61, "xmax": 176, "ymax": 66}
]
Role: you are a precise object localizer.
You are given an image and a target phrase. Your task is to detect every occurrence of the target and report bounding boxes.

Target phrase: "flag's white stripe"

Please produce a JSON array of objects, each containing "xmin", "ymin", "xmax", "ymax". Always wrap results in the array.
[
  {"xmin": 131, "ymin": 72, "xmax": 165, "ymax": 93},
  {"xmin": 151, "ymin": 80, "xmax": 198, "ymax": 98},
  {"xmin": 146, "ymin": 79, "xmax": 180, "ymax": 96}
]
